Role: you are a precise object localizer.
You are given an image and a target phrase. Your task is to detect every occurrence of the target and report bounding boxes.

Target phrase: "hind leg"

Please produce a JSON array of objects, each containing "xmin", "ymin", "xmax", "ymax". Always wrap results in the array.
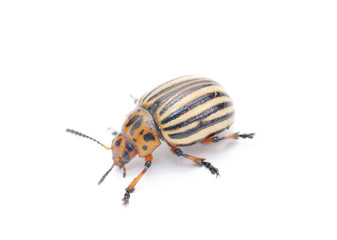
[
  {"xmin": 169, "ymin": 145, "xmax": 220, "ymax": 177},
  {"xmin": 201, "ymin": 132, "xmax": 255, "ymax": 144}
]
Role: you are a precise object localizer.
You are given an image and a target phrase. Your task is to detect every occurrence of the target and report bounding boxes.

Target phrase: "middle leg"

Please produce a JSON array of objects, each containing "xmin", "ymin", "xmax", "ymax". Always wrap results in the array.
[{"xmin": 169, "ymin": 145, "xmax": 220, "ymax": 177}]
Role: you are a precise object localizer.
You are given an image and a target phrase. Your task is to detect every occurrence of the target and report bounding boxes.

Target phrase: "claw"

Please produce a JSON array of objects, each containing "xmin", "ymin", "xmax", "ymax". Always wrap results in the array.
[
  {"xmin": 202, "ymin": 161, "xmax": 220, "ymax": 177},
  {"xmin": 122, "ymin": 191, "xmax": 130, "ymax": 205},
  {"xmin": 238, "ymin": 133, "xmax": 255, "ymax": 139}
]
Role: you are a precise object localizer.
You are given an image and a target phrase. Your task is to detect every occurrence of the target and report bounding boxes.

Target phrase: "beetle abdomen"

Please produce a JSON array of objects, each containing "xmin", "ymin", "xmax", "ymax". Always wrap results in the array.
[{"xmin": 137, "ymin": 76, "xmax": 235, "ymax": 146}]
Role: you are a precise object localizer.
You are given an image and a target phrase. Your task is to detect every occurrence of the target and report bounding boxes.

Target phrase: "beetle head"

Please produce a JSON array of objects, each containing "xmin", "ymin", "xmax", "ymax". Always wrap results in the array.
[
  {"xmin": 65, "ymin": 129, "xmax": 138, "ymax": 184},
  {"xmin": 111, "ymin": 133, "xmax": 138, "ymax": 168}
]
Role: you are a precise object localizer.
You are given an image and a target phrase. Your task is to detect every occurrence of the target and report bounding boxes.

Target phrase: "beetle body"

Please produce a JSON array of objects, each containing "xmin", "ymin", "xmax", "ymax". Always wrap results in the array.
[{"xmin": 66, "ymin": 75, "xmax": 254, "ymax": 204}]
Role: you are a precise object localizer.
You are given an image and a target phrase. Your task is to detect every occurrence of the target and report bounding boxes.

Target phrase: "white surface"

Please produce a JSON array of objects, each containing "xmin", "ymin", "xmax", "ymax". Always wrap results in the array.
[{"xmin": 1, "ymin": 1, "xmax": 336, "ymax": 239}]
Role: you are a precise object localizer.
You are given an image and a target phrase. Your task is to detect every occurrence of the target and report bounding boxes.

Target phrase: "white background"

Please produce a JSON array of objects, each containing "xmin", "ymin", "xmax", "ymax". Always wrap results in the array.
[{"xmin": 1, "ymin": 1, "xmax": 336, "ymax": 239}]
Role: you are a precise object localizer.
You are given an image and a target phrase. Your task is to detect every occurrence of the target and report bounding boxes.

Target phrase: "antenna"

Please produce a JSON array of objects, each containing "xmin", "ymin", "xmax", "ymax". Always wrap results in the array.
[
  {"xmin": 97, "ymin": 162, "xmax": 116, "ymax": 185},
  {"xmin": 66, "ymin": 129, "xmax": 111, "ymax": 150}
]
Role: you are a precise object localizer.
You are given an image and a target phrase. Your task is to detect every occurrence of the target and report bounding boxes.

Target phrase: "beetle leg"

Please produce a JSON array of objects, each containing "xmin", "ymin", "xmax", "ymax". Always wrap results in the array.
[
  {"xmin": 200, "ymin": 132, "xmax": 255, "ymax": 144},
  {"xmin": 107, "ymin": 127, "xmax": 119, "ymax": 136},
  {"xmin": 122, "ymin": 155, "xmax": 153, "ymax": 205},
  {"xmin": 122, "ymin": 166, "xmax": 127, "ymax": 178},
  {"xmin": 129, "ymin": 95, "xmax": 138, "ymax": 104},
  {"xmin": 201, "ymin": 161, "xmax": 220, "ymax": 177},
  {"xmin": 169, "ymin": 145, "xmax": 205, "ymax": 164},
  {"xmin": 169, "ymin": 145, "xmax": 220, "ymax": 177}
]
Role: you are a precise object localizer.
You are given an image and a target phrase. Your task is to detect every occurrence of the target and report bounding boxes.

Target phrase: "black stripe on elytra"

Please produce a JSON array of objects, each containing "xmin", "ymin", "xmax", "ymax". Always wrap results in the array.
[
  {"xmin": 141, "ymin": 76, "xmax": 189, "ymax": 103},
  {"xmin": 159, "ymin": 84, "xmax": 217, "ymax": 116},
  {"xmin": 168, "ymin": 111, "xmax": 235, "ymax": 139},
  {"xmin": 161, "ymin": 92, "xmax": 228, "ymax": 124},
  {"xmin": 163, "ymin": 102, "xmax": 232, "ymax": 131},
  {"xmin": 148, "ymin": 80, "xmax": 216, "ymax": 114},
  {"xmin": 147, "ymin": 78, "xmax": 205, "ymax": 102},
  {"xmin": 130, "ymin": 117, "xmax": 143, "ymax": 136},
  {"xmin": 125, "ymin": 115, "xmax": 140, "ymax": 127},
  {"xmin": 175, "ymin": 128, "xmax": 227, "ymax": 146}
]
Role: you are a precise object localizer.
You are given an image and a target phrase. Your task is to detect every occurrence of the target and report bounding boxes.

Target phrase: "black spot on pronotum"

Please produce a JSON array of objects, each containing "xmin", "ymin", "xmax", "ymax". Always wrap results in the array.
[
  {"xmin": 115, "ymin": 139, "xmax": 122, "ymax": 146},
  {"xmin": 133, "ymin": 138, "xmax": 137, "ymax": 142},
  {"xmin": 125, "ymin": 141, "xmax": 134, "ymax": 151},
  {"xmin": 130, "ymin": 117, "xmax": 143, "ymax": 135},
  {"xmin": 142, "ymin": 145, "xmax": 148, "ymax": 150},
  {"xmin": 143, "ymin": 132, "xmax": 155, "ymax": 142},
  {"xmin": 139, "ymin": 129, "xmax": 144, "ymax": 135},
  {"xmin": 125, "ymin": 114, "xmax": 140, "ymax": 127},
  {"xmin": 122, "ymin": 151, "xmax": 130, "ymax": 161}
]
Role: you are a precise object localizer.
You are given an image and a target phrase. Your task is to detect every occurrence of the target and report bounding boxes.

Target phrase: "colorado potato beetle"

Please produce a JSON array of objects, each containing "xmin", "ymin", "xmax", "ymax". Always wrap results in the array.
[{"xmin": 66, "ymin": 75, "xmax": 254, "ymax": 204}]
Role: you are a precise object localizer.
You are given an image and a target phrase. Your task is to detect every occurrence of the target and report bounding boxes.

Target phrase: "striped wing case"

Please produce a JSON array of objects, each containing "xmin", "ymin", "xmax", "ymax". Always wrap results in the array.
[{"xmin": 137, "ymin": 76, "xmax": 235, "ymax": 146}]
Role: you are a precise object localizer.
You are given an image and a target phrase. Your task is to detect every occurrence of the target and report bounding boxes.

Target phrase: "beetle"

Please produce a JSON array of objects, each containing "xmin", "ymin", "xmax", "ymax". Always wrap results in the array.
[{"xmin": 66, "ymin": 75, "xmax": 254, "ymax": 204}]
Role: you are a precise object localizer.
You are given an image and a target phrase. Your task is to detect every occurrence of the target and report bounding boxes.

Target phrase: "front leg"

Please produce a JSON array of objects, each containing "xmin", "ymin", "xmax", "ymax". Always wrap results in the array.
[
  {"xmin": 169, "ymin": 145, "xmax": 220, "ymax": 177},
  {"xmin": 122, "ymin": 155, "xmax": 153, "ymax": 205}
]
